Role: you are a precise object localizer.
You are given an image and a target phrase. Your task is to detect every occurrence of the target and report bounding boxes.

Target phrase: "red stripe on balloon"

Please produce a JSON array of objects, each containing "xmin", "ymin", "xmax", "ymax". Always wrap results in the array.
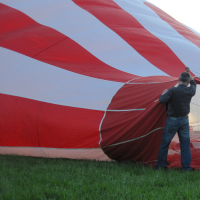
[
  {"xmin": 73, "ymin": 0, "xmax": 188, "ymax": 77},
  {"xmin": 0, "ymin": 94, "xmax": 104, "ymax": 148},
  {"xmin": 144, "ymin": 2, "xmax": 200, "ymax": 49},
  {"xmin": 0, "ymin": 3, "xmax": 137, "ymax": 83},
  {"xmin": 0, "ymin": 94, "xmax": 42, "ymax": 147}
]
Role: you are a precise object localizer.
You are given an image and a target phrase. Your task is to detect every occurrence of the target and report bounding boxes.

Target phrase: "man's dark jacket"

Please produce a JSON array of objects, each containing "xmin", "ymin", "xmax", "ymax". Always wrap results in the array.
[{"xmin": 159, "ymin": 80, "xmax": 196, "ymax": 117}]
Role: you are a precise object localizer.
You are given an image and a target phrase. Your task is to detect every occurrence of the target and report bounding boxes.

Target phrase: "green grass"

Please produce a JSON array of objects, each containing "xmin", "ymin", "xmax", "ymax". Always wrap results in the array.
[{"xmin": 0, "ymin": 155, "xmax": 200, "ymax": 200}]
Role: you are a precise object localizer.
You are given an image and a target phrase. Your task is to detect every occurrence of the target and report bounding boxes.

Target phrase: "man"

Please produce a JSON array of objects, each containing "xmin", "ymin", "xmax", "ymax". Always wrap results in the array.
[{"xmin": 155, "ymin": 67, "xmax": 196, "ymax": 171}]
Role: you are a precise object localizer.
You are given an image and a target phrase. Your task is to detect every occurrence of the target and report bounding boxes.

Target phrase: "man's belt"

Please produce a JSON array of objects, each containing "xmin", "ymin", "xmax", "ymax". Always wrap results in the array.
[{"xmin": 167, "ymin": 114, "xmax": 188, "ymax": 118}]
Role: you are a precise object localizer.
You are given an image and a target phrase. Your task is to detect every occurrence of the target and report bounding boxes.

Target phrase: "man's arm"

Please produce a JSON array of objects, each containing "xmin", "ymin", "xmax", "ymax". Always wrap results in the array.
[
  {"xmin": 159, "ymin": 88, "xmax": 173, "ymax": 104},
  {"xmin": 190, "ymin": 79, "xmax": 196, "ymax": 96},
  {"xmin": 185, "ymin": 66, "xmax": 196, "ymax": 96}
]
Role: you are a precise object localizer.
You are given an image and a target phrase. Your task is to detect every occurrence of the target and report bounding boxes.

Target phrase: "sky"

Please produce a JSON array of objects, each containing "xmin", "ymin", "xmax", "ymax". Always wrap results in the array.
[{"xmin": 147, "ymin": 0, "xmax": 200, "ymax": 34}]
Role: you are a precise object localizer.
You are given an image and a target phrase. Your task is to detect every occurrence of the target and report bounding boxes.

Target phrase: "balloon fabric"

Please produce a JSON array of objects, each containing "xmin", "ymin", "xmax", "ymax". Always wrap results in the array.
[{"xmin": 0, "ymin": 0, "xmax": 200, "ymax": 169}]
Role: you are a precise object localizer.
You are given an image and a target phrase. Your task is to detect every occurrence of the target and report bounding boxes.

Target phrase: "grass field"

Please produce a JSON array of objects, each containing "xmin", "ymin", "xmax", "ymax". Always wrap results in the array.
[{"xmin": 0, "ymin": 155, "xmax": 200, "ymax": 200}]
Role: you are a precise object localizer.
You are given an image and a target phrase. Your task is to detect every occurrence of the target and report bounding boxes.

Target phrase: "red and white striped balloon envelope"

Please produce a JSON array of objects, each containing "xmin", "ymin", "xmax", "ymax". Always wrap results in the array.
[{"xmin": 0, "ymin": 0, "xmax": 200, "ymax": 168}]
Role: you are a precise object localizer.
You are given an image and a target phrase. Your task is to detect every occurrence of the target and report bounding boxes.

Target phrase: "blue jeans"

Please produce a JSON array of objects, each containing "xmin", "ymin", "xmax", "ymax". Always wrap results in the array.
[{"xmin": 155, "ymin": 116, "xmax": 192, "ymax": 171}]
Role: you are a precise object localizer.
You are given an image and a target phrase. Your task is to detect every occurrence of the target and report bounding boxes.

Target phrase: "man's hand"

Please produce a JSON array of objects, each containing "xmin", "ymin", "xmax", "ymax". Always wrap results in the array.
[
  {"xmin": 185, "ymin": 66, "xmax": 194, "ymax": 80},
  {"xmin": 185, "ymin": 66, "xmax": 190, "ymax": 72}
]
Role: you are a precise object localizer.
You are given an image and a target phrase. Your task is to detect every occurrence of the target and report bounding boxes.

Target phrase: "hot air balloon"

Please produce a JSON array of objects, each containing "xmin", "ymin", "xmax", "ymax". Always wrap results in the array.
[{"xmin": 0, "ymin": 0, "xmax": 200, "ymax": 168}]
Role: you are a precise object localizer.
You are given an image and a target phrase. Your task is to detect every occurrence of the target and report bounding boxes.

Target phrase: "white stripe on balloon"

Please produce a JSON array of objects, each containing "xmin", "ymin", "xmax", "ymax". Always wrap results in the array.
[{"xmin": 0, "ymin": 47, "xmax": 124, "ymax": 111}]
